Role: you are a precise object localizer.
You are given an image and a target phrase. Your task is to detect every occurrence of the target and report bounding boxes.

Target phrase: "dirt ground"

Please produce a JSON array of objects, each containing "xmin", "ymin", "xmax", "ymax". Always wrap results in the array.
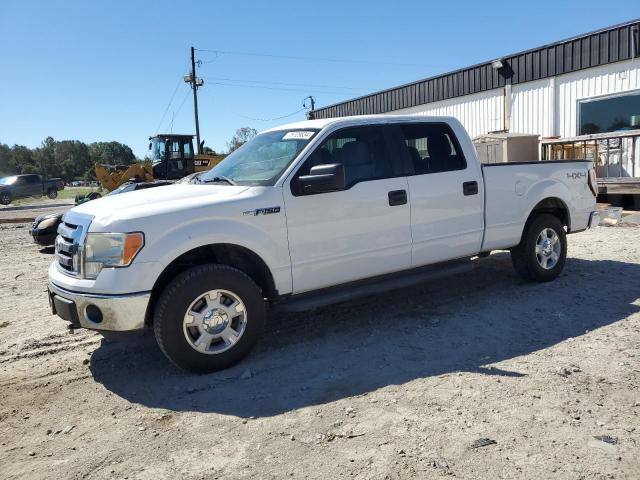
[
  {"xmin": 0, "ymin": 222, "xmax": 639, "ymax": 480},
  {"xmin": 0, "ymin": 199, "xmax": 73, "ymax": 223}
]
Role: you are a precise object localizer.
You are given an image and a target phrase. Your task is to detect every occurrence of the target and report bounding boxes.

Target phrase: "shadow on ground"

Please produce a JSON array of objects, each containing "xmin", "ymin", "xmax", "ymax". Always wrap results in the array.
[{"xmin": 90, "ymin": 254, "xmax": 640, "ymax": 417}]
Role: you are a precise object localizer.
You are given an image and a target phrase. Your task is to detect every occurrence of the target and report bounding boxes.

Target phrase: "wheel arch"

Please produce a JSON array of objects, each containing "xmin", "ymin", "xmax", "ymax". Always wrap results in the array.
[
  {"xmin": 519, "ymin": 197, "xmax": 571, "ymax": 244},
  {"xmin": 146, "ymin": 243, "xmax": 277, "ymax": 326}
]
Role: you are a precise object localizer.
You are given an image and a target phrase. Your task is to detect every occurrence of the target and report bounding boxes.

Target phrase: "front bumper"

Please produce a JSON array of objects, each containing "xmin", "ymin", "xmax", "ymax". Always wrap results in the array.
[
  {"xmin": 30, "ymin": 226, "xmax": 58, "ymax": 246},
  {"xmin": 48, "ymin": 281, "xmax": 150, "ymax": 331},
  {"xmin": 588, "ymin": 210, "xmax": 600, "ymax": 229}
]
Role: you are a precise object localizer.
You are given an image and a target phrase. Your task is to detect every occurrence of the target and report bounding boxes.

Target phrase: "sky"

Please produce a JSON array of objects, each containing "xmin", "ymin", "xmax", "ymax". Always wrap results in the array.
[{"xmin": 1, "ymin": 1, "xmax": 638, "ymax": 158}]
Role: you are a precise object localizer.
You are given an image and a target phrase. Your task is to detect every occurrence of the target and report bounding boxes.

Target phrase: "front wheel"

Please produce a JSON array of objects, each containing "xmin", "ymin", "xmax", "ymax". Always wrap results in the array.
[
  {"xmin": 47, "ymin": 188, "xmax": 58, "ymax": 199},
  {"xmin": 510, "ymin": 214, "xmax": 567, "ymax": 282},
  {"xmin": 153, "ymin": 264, "xmax": 265, "ymax": 373},
  {"xmin": 0, "ymin": 191, "xmax": 11, "ymax": 205}
]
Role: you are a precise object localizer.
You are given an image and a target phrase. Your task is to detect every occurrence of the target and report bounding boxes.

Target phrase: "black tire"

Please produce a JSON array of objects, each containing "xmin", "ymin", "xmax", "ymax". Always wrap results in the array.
[
  {"xmin": 87, "ymin": 192, "xmax": 101, "ymax": 200},
  {"xmin": 510, "ymin": 214, "xmax": 567, "ymax": 282},
  {"xmin": 47, "ymin": 188, "xmax": 58, "ymax": 199},
  {"xmin": 153, "ymin": 264, "xmax": 265, "ymax": 373},
  {"xmin": 0, "ymin": 191, "xmax": 10, "ymax": 205}
]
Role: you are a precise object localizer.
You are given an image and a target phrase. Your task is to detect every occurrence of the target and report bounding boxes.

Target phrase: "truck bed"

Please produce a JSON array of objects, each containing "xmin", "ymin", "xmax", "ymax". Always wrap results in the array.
[{"xmin": 480, "ymin": 160, "xmax": 594, "ymax": 251}]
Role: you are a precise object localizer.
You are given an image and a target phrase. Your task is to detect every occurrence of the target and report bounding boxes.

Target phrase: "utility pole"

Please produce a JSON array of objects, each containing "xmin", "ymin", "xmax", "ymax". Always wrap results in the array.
[
  {"xmin": 185, "ymin": 46, "xmax": 204, "ymax": 154},
  {"xmin": 304, "ymin": 95, "xmax": 315, "ymax": 119},
  {"xmin": 304, "ymin": 95, "xmax": 315, "ymax": 110}
]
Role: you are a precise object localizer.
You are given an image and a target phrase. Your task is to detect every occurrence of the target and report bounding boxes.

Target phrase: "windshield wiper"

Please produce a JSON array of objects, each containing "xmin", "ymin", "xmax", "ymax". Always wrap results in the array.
[{"xmin": 201, "ymin": 176, "xmax": 237, "ymax": 186}]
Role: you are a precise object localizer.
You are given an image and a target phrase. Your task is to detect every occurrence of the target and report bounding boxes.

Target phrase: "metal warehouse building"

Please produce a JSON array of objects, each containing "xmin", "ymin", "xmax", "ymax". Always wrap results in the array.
[{"xmin": 310, "ymin": 19, "xmax": 640, "ymax": 195}]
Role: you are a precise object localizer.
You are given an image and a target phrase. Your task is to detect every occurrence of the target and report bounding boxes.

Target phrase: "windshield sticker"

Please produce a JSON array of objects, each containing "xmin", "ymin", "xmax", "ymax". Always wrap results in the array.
[{"xmin": 282, "ymin": 131, "xmax": 315, "ymax": 140}]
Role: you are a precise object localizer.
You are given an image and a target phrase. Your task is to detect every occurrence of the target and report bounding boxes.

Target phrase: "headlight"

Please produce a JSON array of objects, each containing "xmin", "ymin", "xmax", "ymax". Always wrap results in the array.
[
  {"xmin": 83, "ymin": 232, "xmax": 144, "ymax": 279},
  {"xmin": 38, "ymin": 217, "xmax": 59, "ymax": 229}
]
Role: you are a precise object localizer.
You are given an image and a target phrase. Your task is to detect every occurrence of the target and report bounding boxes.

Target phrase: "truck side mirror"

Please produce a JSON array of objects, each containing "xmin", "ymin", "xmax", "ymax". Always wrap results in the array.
[{"xmin": 297, "ymin": 163, "xmax": 345, "ymax": 195}]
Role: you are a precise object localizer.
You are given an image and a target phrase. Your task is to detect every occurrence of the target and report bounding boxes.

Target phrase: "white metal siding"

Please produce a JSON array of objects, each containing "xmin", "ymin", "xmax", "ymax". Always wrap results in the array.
[
  {"xmin": 389, "ymin": 58, "xmax": 640, "ymax": 141},
  {"xmin": 510, "ymin": 78, "xmax": 554, "ymax": 137},
  {"xmin": 556, "ymin": 58, "xmax": 640, "ymax": 137},
  {"xmin": 392, "ymin": 89, "xmax": 504, "ymax": 139}
]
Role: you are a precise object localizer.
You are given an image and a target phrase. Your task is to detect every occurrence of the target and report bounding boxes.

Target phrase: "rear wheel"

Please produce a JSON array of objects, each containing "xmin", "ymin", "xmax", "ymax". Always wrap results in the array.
[
  {"xmin": 153, "ymin": 264, "xmax": 265, "ymax": 373},
  {"xmin": 47, "ymin": 188, "xmax": 58, "ymax": 199},
  {"xmin": 0, "ymin": 191, "xmax": 11, "ymax": 205},
  {"xmin": 510, "ymin": 214, "xmax": 567, "ymax": 282}
]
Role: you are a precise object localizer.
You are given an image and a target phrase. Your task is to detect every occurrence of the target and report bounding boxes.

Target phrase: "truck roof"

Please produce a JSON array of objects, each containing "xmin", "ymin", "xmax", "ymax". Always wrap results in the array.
[{"xmin": 263, "ymin": 114, "xmax": 457, "ymax": 133}]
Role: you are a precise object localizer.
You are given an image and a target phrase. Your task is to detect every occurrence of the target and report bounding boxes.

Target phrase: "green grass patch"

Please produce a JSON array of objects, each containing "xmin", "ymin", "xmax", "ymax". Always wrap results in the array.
[
  {"xmin": 7, "ymin": 186, "xmax": 103, "ymax": 206},
  {"xmin": 57, "ymin": 187, "xmax": 102, "ymax": 200}
]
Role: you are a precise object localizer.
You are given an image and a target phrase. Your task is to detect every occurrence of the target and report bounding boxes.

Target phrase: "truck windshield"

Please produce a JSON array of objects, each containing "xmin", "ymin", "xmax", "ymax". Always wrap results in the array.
[
  {"xmin": 197, "ymin": 129, "xmax": 319, "ymax": 186},
  {"xmin": 0, "ymin": 176, "xmax": 17, "ymax": 185}
]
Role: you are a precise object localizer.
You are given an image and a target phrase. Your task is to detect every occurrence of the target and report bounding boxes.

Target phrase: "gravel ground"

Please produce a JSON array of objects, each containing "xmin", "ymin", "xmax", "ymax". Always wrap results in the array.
[
  {"xmin": 0, "ymin": 223, "xmax": 639, "ymax": 479},
  {"xmin": 0, "ymin": 199, "xmax": 72, "ymax": 223}
]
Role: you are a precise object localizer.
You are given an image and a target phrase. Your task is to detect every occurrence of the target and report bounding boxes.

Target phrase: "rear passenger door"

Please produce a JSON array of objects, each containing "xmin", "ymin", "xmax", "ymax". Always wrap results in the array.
[
  {"xmin": 395, "ymin": 122, "xmax": 484, "ymax": 267},
  {"xmin": 25, "ymin": 175, "xmax": 43, "ymax": 196},
  {"xmin": 283, "ymin": 124, "xmax": 412, "ymax": 294}
]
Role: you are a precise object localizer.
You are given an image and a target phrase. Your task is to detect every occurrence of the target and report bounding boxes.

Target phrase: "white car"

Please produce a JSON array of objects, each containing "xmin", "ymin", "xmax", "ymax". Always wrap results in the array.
[{"xmin": 48, "ymin": 116, "xmax": 599, "ymax": 372}]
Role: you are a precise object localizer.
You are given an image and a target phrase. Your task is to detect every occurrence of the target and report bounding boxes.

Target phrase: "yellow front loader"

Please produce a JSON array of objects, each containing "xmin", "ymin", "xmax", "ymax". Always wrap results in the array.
[
  {"xmin": 94, "ymin": 162, "xmax": 155, "ymax": 192},
  {"xmin": 94, "ymin": 134, "xmax": 224, "ymax": 192}
]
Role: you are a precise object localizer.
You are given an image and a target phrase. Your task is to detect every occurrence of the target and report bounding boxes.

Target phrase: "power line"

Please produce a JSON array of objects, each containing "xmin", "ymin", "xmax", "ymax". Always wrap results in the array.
[
  {"xmin": 154, "ymin": 76, "xmax": 183, "ymax": 134},
  {"xmin": 203, "ymin": 80, "xmax": 364, "ymax": 95},
  {"xmin": 195, "ymin": 47, "xmax": 432, "ymax": 68},
  {"xmin": 173, "ymin": 89, "xmax": 191, "ymax": 119},
  {"xmin": 200, "ymin": 75, "xmax": 363, "ymax": 91},
  {"xmin": 237, "ymin": 107, "xmax": 307, "ymax": 122},
  {"xmin": 154, "ymin": 64, "xmax": 192, "ymax": 134},
  {"xmin": 163, "ymin": 88, "xmax": 191, "ymax": 133}
]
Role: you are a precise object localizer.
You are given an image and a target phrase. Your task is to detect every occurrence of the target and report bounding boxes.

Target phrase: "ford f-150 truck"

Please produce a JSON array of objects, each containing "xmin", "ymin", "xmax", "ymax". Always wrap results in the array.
[{"xmin": 48, "ymin": 116, "xmax": 599, "ymax": 372}]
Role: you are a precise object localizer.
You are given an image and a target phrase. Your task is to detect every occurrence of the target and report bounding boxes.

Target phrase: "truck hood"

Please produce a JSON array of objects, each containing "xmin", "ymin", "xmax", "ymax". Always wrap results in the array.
[{"xmin": 71, "ymin": 184, "xmax": 250, "ymax": 228}]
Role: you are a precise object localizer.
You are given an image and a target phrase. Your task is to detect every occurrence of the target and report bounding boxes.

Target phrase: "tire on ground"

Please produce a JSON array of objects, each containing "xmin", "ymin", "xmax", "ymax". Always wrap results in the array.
[
  {"xmin": 510, "ymin": 213, "xmax": 567, "ymax": 282},
  {"xmin": 153, "ymin": 263, "xmax": 265, "ymax": 373},
  {"xmin": 47, "ymin": 188, "xmax": 58, "ymax": 199},
  {"xmin": 0, "ymin": 191, "xmax": 11, "ymax": 205}
]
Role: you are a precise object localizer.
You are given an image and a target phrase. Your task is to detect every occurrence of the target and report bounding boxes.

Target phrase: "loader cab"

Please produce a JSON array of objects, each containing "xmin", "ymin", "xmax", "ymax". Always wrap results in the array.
[{"xmin": 147, "ymin": 134, "xmax": 195, "ymax": 180}]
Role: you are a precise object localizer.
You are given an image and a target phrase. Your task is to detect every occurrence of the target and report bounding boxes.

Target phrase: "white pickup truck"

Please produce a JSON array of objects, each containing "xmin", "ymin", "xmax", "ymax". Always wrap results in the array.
[{"xmin": 48, "ymin": 116, "xmax": 599, "ymax": 372}]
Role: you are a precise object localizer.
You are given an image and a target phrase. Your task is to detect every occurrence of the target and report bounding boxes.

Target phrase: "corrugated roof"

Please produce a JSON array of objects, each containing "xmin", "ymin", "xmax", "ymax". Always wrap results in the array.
[{"xmin": 310, "ymin": 19, "xmax": 640, "ymax": 120}]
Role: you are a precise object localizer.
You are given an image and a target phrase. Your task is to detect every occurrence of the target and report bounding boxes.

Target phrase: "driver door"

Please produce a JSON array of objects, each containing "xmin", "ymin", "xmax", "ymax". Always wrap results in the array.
[
  {"xmin": 283, "ymin": 124, "xmax": 412, "ymax": 294},
  {"xmin": 13, "ymin": 176, "xmax": 30, "ymax": 197}
]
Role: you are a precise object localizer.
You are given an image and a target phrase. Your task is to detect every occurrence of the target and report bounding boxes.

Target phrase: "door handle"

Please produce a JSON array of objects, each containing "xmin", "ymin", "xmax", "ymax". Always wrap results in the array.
[
  {"xmin": 388, "ymin": 189, "xmax": 407, "ymax": 206},
  {"xmin": 463, "ymin": 181, "xmax": 478, "ymax": 196}
]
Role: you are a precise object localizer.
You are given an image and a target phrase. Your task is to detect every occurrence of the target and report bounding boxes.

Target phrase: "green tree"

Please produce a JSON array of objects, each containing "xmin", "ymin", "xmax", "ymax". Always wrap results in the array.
[
  {"xmin": 0, "ymin": 138, "xmax": 138, "ymax": 181},
  {"xmin": 227, "ymin": 127, "xmax": 258, "ymax": 153},
  {"xmin": 0, "ymin": 142, "xmax": 13, "ymax": 176},
  {"xmin": 10, "ymin": 145, "xmax": 36, "ymax": 174},
  {"xmin": 54, "ymin": 140, "xmax": 91, "ymax": 180},
  {"xmin": 32, "ymin": 137, "xmax": 56, "ymax": 177},
  {"xmin": 89, "ymin": 141, "xmax": 136, "ymax": 166}
]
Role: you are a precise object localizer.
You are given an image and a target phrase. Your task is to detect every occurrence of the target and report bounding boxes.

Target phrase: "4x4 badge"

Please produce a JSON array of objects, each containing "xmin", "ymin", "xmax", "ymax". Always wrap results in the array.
[
  {"xmin": 243, "ymin": 206, "xmax": 281, "ymax": 216},
  {"xmin": 566, "ymin": 171, "xmax": 587, "ymax": 179}
]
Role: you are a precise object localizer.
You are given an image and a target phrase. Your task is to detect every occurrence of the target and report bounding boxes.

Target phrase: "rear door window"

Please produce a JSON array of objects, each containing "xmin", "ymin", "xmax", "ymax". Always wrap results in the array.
[{"xmin": 397, "ymin": 123, "xmax": 466, "ymax": 175}]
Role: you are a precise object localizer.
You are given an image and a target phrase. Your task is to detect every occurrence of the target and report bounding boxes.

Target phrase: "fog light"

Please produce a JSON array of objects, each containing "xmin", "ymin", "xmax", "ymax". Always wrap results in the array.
[{"xmin": 85, "ymin": 304, "xmax": 103, "ymax": 324}]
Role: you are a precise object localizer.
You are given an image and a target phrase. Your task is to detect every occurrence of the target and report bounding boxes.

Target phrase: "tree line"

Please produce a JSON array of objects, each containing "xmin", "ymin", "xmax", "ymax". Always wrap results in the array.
[
  {"xmin": 0, "ymin": 127, "xmax": 259, "ymax": 182},
  {"xmin": 0, "ymin": 137, "xmax": 136, "ymax": 181}
]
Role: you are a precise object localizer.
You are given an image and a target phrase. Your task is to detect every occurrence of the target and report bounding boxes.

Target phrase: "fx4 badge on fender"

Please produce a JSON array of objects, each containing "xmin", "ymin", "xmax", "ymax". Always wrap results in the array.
[{"xmin": 243, "ymin": 206, "xmax": 281, "ymax": 216}]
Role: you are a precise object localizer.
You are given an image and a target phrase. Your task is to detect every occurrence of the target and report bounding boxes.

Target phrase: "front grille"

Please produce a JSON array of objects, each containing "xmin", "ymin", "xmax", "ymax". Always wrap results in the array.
[{"xmin": 55, "ymin": 221, "xmax": 80, "ymax": 274}]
